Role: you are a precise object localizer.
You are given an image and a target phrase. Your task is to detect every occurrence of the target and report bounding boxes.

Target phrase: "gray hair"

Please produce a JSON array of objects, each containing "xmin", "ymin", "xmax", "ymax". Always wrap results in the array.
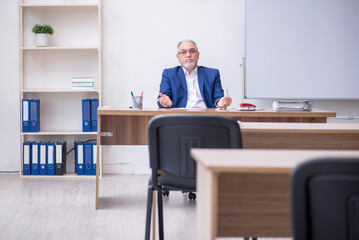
[{"xmin": 177, "ymin": 39, "xmax": 198, "ymax": 50}]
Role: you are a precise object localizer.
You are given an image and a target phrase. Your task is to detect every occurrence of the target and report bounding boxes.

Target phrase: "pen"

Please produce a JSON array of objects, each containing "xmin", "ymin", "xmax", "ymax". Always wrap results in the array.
[
  {"xmin": 140, "ymin": 91, "xmax": 143, "ymax": 104},
  {"xmin": 226, "ymin": 89, "xmax": 229, "ymax": 97},
  {"xmin": 131, "ymin": 91, "xmax": 134, "ymax": 97}
]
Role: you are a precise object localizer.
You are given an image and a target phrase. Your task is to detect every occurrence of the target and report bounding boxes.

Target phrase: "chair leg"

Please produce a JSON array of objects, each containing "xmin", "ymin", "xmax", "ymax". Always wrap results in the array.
[
  {"xmin": 157, "ymin": 189, "xmax": 164, "ymax": 240},
  {"xmin": 145, "ymin": 186, "xmax": 153, "ymax": 240}
]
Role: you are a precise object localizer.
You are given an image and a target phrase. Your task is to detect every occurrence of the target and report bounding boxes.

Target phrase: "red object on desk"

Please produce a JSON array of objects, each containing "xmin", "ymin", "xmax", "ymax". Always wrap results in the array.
[{"xmin": 240, "ymin": 103, "xmax": 256, "ymax": 108}]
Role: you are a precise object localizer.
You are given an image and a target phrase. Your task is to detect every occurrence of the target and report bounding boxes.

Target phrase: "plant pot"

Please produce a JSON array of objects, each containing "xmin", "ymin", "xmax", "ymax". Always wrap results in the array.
[{"xmin": 35, "ymin": 33, "xmax": 49, "ymax": 47}]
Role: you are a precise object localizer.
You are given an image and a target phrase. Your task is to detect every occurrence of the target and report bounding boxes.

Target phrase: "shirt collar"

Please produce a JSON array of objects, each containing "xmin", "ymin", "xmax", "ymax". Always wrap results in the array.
[{"xmin": 182, "ymin": 66, "xmax": 198, "ymax": 76}]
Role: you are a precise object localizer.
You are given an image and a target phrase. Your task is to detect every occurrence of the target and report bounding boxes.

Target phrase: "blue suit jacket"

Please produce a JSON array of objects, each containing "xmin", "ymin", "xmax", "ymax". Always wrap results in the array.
[{"xmin": 157, "ymin": 66, "xmax": 224, "ymax": 108}]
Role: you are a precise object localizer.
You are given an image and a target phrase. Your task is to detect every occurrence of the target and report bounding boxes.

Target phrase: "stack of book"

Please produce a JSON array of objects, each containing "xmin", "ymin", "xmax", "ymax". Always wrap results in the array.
[
  {"xmin": 272, "ymin": 100, "xmax": 313, "ymax": 111},
  {"xmin": 72, "ymin": 77, "xmax": 94, "ymax": 89}
]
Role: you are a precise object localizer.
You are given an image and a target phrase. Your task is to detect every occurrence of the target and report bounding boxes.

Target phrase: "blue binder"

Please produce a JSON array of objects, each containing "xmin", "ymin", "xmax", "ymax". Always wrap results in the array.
[
  {"xmin": 23, "ymin": 142, "xmax": 32, "ymax": 175},
  {"xmin": 82, "ymin": 99, "xmax": 91, "ymax": 132},
  {"xmin": 92, "ymin": 142, "xmax": 97, "ymax": 175},
  {"xmin": 39, "ymin": 142, "xmax": 47, "ymax": 175},
  {"xmin": 31, "ymin": 142, "xmax": 39, "ymax": 175},
  {"xmin": 47, "ymin": 142, "xmax": 55, "ymax": 175},
  {"xmin": 22, "ymin": 99, "xmax": 30, "ymax": 132},
  {"xmin": 30, "ymin": 99, "xmax": 40, "ymax": 132},
  {"xmin": 75, "ymin": 142, "xmax": 85, "ymax": 175},
  {"xmin": 55, "ymin": 142, "xmax": 66, "ymax": 175},
  {"xmin": 84, "ymin": 142, "xmax": 93, "ymax": 175},
  {"xmin": 91, "ymin": 99, "xmax": 99, "ymax": 132}
]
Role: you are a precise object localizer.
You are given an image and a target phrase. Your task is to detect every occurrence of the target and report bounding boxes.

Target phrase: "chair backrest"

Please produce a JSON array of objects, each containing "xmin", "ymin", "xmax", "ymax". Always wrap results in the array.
[
  {"xmin": 148, "ymin": 115, "xmax": 242, "ymax": 178},
  {"xmin": 291, "ymin": 157, "xmax": 359, "ymax": 240}
]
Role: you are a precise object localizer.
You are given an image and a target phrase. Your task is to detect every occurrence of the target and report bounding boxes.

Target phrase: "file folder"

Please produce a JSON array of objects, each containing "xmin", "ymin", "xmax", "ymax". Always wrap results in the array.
[
  {"xmin": 22, "ymin": 99, "xmax": 30, "ymax": 132},
  {"xmin": 272, "ymin": 100, "xmax": 313, "ymax": 111},
  {"xmin": 55, "ymin": 142, "xmax": 67, "ymax": 175},
  {"xmin": 91, "ymin": 99, "xmax": 99, "ymax": 132},
  {"xmin": 23, "ymin": 142, "xmax": 31, "ymax": 175},
  {"xmin": 30, "ymin": 99, "xmax": 40, "ymax": 132},
  {"xmin": 82, "ymin": 99, "xmax": 91, "ymax": 132},
  {"xmin": 31, "ymin": 142, "xmax": 39, "ymax": 175},
  {"xmin": 84, "ymin": 142, "xmax": 93, "ymax": 175},
  {"xmin": 75, "ymin": 142, "xmax": 85, "ymax": 175},
  {"xmin": 47, "ymin": 142, "xmax": 55, "ymax": 175},
  {"xmin": 92, "ymin": 142, "xmax": 97, "ymax": 175},
  {"xmin": 39, "ymin": 142, "xmax": 47, "ymax": 175}
]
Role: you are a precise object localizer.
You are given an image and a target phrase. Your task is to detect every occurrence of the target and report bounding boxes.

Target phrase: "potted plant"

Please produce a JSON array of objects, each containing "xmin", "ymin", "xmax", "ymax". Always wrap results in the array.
[{"xmin": 32, "ymin": 24, "xmax": 54, "ymax": 47}]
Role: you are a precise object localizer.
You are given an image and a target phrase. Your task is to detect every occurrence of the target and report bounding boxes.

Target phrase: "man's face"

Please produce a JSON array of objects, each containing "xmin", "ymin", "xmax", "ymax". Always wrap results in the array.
[{"xmin": 176, "ymin": 41, "xmax": 200, "ymax": 71}]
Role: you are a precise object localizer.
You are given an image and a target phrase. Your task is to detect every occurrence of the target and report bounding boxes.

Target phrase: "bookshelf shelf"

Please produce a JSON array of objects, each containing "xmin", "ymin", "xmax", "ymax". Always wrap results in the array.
[
  {"xmin": 20, "ymin": 4, "xmax": 99, "ymax": 8},
  {"xmin": 22, "ymin": 89, "xmax": 100, "ymax": 93},
  {"xmin": 19, "ymin": 0, "xmax": 102, "ymax": 177},
  {"xmin": 21, "ymin": 131, "xmax": 97, "ymax": 136},
  {"xmin": 21, "ymin": 47, "xmax": 99, "ymax": 50},
  {"xmin": 21, "ymin": 173, "xmax": 96, "ymax": 178}
]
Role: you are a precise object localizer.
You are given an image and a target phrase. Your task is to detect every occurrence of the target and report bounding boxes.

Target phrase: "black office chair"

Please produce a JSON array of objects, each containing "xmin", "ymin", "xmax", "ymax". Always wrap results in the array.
[
  {"xmin": 144, "ymin": 115, "xmax": 243, "ymax": 240},
  {"xmin": 291, "ymin": 157, "xmax": 359, "ymax": 240}
]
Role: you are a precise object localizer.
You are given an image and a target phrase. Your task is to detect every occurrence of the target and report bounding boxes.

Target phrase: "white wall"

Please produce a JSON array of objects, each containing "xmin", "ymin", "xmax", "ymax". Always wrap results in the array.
[
  {"xmin": 0, "ymin": 0, "xmax": 358, "ymax": 172},
  {"xmin": 0, "ymin": 0, "xmax": 20, "ymax": 171},
  {"xmin": 101, "ymin": 0, "xmax": 245, "ymax": 174},
  {"xmin": 102, "ymin": 0, "xmax": 245, "ymax": 108}
]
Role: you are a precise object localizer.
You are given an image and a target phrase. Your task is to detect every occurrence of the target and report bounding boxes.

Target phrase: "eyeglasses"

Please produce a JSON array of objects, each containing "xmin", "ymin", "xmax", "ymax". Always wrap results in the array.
[{"xmin": 177, "ymin": 49, "xmax": 198, "ymax": 55}]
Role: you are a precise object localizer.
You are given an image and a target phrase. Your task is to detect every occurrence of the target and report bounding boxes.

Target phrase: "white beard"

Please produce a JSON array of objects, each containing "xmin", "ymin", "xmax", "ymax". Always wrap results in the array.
[{"xmin": 183, "ymin": 62, "xmax": 196, "ymax": 70}]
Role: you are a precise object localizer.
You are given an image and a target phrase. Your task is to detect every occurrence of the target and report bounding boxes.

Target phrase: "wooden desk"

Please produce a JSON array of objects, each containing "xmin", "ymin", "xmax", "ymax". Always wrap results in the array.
[
  {"xmin": 97, "ymin": 107, "xmax": 335, "ymax": 145},
  {"xmin": 191, "ymin": 149, "xmax": 359, "ymax": 239},
  {"xmin": 241, "ymin": 122, "xmax": 359, "ymax": 150},
  {"xmin": 95, "ymin": 108, "xmax": 336, "ymax": 209}
]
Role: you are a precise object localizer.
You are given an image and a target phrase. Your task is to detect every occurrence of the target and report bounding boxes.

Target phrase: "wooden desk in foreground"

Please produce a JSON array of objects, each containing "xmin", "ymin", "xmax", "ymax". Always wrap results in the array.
[
  {"xmin": 191, "ymin": 149, "xmax": 359, "ymax": 240},
  {"xmin": 241, "ymin": 122, "xmax": 359, "ymax": 150}
]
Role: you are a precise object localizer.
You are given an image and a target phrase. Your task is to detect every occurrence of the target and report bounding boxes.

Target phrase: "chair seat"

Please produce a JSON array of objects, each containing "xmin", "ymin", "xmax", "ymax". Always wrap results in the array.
[{"xmin": 150, "ymin": 174, "xmax": 196, "ymax": 192}]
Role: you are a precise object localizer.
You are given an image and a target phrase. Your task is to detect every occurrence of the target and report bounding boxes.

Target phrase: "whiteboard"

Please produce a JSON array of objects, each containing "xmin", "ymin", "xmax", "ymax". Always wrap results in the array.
[{"xmin": 245, "ymin": 0, "xmax": 359, "ymax": 99}]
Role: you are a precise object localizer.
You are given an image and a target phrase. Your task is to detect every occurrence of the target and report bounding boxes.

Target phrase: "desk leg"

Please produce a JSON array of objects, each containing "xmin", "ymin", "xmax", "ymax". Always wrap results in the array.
[
  {"xmin": 95, "ymin": 115, "xmax": 101, "ymax": 210},
  {"xmin": 197, "ymin": 163, "xmax": 217, "ymax": 240},
  {"xmin": 152, "ymin": 191, "xmax": 156, "ymax": 240}
]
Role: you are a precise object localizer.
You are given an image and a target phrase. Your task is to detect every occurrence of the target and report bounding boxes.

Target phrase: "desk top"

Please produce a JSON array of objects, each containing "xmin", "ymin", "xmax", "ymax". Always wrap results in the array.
[
  {"xmin": 191, "ymin": 149, "xmax": 359, "ymax": 174},
  {"xmin": 98, "ymin": 107, "xmax": 336, "ymax": 118},
  {"xmin": 240, "ymin": 122, "xmax": 359, "ymax": 133}
]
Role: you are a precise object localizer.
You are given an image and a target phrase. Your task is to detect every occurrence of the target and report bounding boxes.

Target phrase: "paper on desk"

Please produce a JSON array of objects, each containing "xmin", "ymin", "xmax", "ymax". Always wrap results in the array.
[{"xmin": 272, "ymin": 100, "xmax": 313, "ymax": 111}]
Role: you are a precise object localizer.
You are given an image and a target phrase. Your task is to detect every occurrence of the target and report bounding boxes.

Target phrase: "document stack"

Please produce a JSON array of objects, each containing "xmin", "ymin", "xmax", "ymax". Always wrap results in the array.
[
  {"xmin": 272, "ymin": 100, "xmax": 313, "ymax": 111},
  {"xmin": 75, "ymin": 141, "xmax": 97, "ymax": 175},
  {"xmin": 72, "ymin": 77, "xmax": 94, "ymax": 89},
  {"xmin": 22, "ymin": 141, "xmax": 66, "ymax": 176},
  {"xmin": 22, "ymin": 99, "xmax": 40, "ymax": 132},
  {"xmin": 82, "ymin": 99, "xmax": 99, "ymax": 132}
]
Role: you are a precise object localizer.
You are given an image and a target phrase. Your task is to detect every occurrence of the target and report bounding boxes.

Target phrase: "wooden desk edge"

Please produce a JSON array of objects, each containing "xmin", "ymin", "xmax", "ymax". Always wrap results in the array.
[{"xmin": 97, "ymin": 107, "xmax": 336, "ymax": 118}]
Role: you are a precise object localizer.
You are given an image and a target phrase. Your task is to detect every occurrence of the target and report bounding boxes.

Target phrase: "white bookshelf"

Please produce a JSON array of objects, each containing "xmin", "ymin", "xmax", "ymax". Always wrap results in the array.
[{"xmin": 19, "ymin": 0, "xmax": 102, "ymax": 176}]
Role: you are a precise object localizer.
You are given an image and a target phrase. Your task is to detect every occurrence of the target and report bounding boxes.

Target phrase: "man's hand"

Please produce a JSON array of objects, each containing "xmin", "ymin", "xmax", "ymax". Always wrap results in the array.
[
  {"xmin": 157, "ymin": 93, "xmax": 173, "ymax": 107},
  {"xmin": 218, "ymin": 96, "xmax": 232, "ymax": 108}
]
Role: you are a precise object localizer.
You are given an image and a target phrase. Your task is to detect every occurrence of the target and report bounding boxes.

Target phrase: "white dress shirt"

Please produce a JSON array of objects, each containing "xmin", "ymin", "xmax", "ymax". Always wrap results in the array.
[{"xmin": 183, "ymin": 67, "xmax": 207, "ymax": 108}]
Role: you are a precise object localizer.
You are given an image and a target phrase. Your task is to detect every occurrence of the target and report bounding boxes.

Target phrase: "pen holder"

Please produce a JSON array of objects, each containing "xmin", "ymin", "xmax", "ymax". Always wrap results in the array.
[{"xmin": 132, "ymin": 96, "xmax": 143, "ymax": 109}]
